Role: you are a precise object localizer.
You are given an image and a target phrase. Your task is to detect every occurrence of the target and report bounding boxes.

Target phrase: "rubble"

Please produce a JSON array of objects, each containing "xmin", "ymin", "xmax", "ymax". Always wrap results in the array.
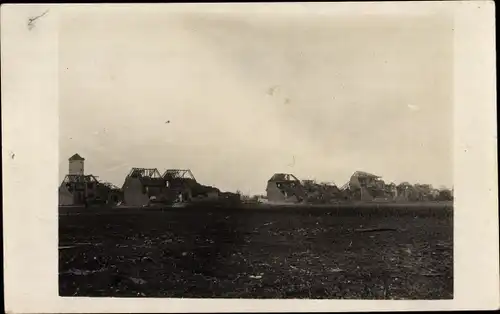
[
  {"xmin": 60, "ymin": 153, "xmax": 452, "ymax": 208},
  {"xmin": 274, "ymin": 171, "xmax": 454, "ymax": 204}
]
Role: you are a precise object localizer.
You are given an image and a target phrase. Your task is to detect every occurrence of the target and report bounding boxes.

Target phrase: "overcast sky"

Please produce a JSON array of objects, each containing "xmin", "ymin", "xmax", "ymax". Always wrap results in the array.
[{"xmin": 59, "ymin": 7, "xmax": 454, "ymax": 195}]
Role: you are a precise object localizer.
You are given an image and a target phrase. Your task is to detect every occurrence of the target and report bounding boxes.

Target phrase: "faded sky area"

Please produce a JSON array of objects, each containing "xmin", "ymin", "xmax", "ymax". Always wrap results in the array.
[{"xmin": 59, "ymin": 7, "xmax": 454, "ymax": 195}]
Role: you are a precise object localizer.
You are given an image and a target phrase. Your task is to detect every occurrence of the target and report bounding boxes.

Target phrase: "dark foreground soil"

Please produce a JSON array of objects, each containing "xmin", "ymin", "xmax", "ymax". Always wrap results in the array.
[{"xmin": 59, "ymin": 204, "xmax": 453, "ymax": 299}]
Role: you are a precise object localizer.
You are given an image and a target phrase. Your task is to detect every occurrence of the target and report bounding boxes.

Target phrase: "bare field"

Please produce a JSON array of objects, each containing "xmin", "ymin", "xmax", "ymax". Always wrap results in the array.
[{"xmin": 59, "ymin": 204, "xmax": 453, "ymax": 299}]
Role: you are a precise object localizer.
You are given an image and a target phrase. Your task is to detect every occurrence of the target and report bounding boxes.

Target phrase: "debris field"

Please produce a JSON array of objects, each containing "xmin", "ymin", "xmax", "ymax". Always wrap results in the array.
[{"xmin": 59, "ymin": 204, "xmax": 453, "ymax": 299}]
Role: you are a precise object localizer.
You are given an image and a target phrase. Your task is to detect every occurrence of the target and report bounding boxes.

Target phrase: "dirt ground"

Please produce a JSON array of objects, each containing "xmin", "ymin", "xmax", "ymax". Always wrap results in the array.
[{"xmin": 59, "ymin": 204, "xmax": 453, "ymax": 299}]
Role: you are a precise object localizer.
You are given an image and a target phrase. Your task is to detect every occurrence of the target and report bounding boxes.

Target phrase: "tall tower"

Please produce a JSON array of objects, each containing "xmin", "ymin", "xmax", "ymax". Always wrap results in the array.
[{"xmin": 68, "ymin": 153, "xmax": 85, "ymax": 175}]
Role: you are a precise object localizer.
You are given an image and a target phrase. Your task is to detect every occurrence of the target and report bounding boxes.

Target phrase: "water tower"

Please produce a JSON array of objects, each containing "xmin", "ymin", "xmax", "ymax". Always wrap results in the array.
[{"xmin": 68, "ymin": 153, "xmax": 85, "ymax": 175}]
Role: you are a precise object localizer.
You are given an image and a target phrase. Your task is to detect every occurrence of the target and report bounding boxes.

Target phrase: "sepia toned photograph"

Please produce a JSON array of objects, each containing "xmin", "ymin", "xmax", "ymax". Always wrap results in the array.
[
  {"xmin": 57, "ymin": 6, "xmax": 454, "ymax": 299},
  {"xmin": 2, "ymin": 2, "xmax": 498, "ymax": 313}
]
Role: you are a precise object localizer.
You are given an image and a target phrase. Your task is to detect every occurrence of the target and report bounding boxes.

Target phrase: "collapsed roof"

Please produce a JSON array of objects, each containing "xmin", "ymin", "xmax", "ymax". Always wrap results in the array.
[
  {"xmin": 162, "ymin": 169, "xmax": 197, "ymax": 182},
  {"xmin": 62, "ymin": 174, "xmax": 98, "ymax": 184},
  {"xmin": 351, "ymin": 171, "xmax": 381, "ymax": 179},
  {"xmin": 127, "ymin": 168, "xmax": 162, "ymax": 179},
  {"xmin": 268, "ymin": 173, "xmax": 301, "ymax": 182}
]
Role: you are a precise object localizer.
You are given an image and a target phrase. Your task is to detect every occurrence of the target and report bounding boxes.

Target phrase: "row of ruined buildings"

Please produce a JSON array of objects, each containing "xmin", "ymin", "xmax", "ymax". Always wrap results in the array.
[
  {"xmin": 59, "ymin": 154, "xmax": 453, "ymax": 207},
  {"xmin": 264, "ymin": 171, "xmax": 454, "ymax": 204},
  {"xmin": 58, "ymin": 154, "xmax": 239, "ymax": 207}
]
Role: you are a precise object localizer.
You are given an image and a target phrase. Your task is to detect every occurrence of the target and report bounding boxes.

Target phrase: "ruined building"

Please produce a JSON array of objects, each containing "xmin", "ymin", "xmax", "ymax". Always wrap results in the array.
[
  {"xmin": 344, "ymin": 171, "xmax": 391, "ymax": 201},
  {"xmin": 264, "ymin": 170, "xmax": 452, "ymax": 204},
  {"xmin": 121, "ymin": 168, "xmax": 167, "ymax": 206},
  {"xmin": 162, "ymin": 169, "xmax": 197, "ymax": 202},
  {"xmin": 121, "ymin": 167, "xmax": 225, "ymax": 207},
  {"xmin": 163, "ymin": 169, "xmax": 220, "ymax": 203},
  {"xmin": 59, "ymin": 154, "xmax": 122, "ymax": 206},
  {"xmin": 266, "ymin": 173, "xmax": 306, "ymax": 203},
  {"xmin": 301, "ymin": 180, "xmax": 345, "ymax": 204}
]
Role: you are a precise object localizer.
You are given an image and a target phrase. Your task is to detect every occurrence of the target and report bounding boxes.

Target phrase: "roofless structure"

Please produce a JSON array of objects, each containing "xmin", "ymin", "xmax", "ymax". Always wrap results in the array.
[
  {"xmin": 162, "ymin": 169, "xmax": 198, "ymax": 203},
  {"xmin": 345, "ymin": 171, "xmax": 387, "ymax": 200},
  {"xmin": 266, "ymin": 173, "xmax": 306, "ymax": 203},
  {"xmin": 59, "ymin": 154, "xmax": 122, "ymax": 206},
  {"xmin": 122, "ymin": 168, "xmax": 166, "ymax": 206},
  {"xmin": 163, "ymin": 169, "xmax": 197, "ymax": 181}
]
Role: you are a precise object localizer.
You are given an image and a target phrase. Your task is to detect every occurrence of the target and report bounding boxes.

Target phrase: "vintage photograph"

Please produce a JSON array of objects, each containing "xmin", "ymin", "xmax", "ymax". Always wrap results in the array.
[{"xmin": 57, "ymin": 7, "xmax": 455, "ymax": 299}]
